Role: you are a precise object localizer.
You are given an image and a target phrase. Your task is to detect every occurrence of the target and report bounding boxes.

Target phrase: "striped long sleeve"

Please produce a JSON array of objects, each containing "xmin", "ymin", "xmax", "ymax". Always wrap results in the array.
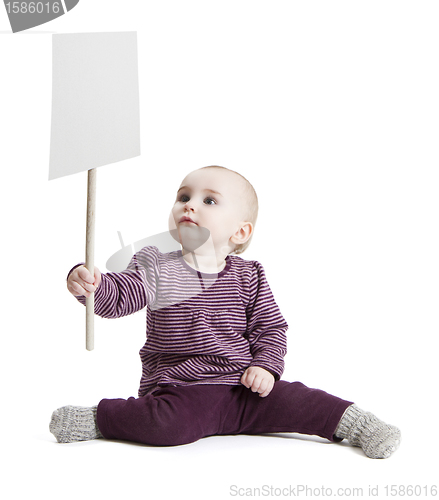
[
  {"xmin": 71, "ymin": 246, "xmax": 288, "ymax": 396},
  {"xmin": 245, "ymin": 262, "xmax": 288, "ymax": 379},
  {"xmin": 73, "ymin": 249, "xmax": 159, "ymax": 317}
]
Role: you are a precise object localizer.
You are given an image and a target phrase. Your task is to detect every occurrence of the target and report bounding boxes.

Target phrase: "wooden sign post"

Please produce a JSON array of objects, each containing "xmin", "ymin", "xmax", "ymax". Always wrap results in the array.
[
  {"xmin": 49, "ymin": 32, "xmax": 141, "ymax": 350},
  {"xmin": 85, "ymin": 168, "xmax": 97, "ymax": 350}
]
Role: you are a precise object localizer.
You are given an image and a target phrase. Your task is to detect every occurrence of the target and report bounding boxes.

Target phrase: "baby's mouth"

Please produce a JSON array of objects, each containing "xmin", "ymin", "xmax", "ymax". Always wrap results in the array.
[{"xmin": 179, "ymin": 216, "xmax": 197, "ymax": 225}]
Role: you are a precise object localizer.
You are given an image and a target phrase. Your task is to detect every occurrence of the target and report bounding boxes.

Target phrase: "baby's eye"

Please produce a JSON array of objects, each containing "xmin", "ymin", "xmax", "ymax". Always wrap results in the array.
[
  {"xmin": 204, "ymin": 197, "xmax": 216, "ymax": 206},
  {"xmin": 179, "ymin": 194, "xmax": 190, "ymax": 203}
]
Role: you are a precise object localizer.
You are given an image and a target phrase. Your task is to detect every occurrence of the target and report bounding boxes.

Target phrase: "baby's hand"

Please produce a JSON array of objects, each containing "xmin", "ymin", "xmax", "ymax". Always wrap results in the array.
[
  {"xmin": 67, "ymin": 265, "xmax": 101, "ymax": 298},
  {"xmin": 241, "ymin": 366, "xmax": 275, "ymax": 398}
]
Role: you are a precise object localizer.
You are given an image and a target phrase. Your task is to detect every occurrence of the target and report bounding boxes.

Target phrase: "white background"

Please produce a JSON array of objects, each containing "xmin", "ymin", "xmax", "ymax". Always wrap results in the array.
[{"xmin": 1, "ymin": 1, "xmax": 438, "ymax": 499}]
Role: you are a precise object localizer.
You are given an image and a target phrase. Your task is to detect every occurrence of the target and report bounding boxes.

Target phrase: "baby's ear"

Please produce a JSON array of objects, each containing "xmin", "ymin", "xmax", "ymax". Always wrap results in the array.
[{"xmin": 230, "ymin": 222, "xmax": 253, "ymax": 246}]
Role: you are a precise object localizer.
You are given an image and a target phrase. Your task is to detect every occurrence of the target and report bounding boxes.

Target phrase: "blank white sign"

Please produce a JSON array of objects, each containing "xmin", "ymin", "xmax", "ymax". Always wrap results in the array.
[{"xmin": 49, "ymin": 32, "xmax": 140, "ymax": 180}]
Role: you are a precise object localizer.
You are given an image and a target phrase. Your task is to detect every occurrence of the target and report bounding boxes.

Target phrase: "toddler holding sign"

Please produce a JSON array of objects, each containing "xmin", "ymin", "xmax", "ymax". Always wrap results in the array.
[{"xmin": 50, "ymin": 165, "xmax": 400, "ymax": 458}]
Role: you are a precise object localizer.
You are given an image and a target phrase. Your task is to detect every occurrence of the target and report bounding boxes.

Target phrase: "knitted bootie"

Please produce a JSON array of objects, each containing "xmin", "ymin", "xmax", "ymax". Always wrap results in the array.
[
  {"xmin": 335, "ymin": 404, "xmax": 401, "ymax": 458},
  {"xmin": 50, "ymin": 405, "xmax": 103, "ymax": 443}
]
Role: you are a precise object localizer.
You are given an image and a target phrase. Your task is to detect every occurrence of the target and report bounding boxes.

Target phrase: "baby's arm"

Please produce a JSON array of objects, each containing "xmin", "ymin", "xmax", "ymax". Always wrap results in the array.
[
  {"xmin": 243, "ymin": 261, "xmax": 288, "ymax": 392},
  {"xmin": 65, "ymin": 246, "xmax": 159, "ymax": 319},
  {"xmin": 241, "ymin": 366, "xmax": 275, "ymax": 398},
  {"xmin": 67, "ymin": 265, "xmax": 101, "ymax": 298}
]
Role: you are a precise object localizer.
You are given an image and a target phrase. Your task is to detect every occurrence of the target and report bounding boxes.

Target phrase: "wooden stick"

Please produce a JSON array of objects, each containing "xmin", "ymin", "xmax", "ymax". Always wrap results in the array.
[{"xmin": 85, "ymin": 168, "xmax": 97, "ymax": 351}]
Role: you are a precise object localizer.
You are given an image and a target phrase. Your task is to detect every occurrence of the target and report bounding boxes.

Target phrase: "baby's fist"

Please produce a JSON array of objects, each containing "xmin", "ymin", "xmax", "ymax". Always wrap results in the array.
[
  {"xmin": 67, "ymin": 265, "xmax": 101, "ymax": 298},
  {"xmin": 241, "ymin": 366, "xmax": 275, "ymax": 398}
]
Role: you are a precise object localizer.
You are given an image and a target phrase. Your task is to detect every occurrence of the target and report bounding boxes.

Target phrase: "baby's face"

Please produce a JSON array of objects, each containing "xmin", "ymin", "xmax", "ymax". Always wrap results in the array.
[{"xmin": 169, "ymin": 168, "xmax": 248, "ymax": 254}]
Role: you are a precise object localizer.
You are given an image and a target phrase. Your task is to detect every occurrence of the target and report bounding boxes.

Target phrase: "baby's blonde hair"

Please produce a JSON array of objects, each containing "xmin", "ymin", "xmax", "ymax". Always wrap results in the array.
[{"xmin": 200, "ymin": 166, "xmax": 258, "ymax": 254}]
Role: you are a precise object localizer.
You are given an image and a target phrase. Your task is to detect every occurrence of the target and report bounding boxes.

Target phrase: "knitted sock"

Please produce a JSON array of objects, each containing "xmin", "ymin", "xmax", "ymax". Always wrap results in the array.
[
  {"xmin": 49, "ymin": 405, "xmax": 103, "ymax": 443},
  {"xmin": 334, "ymin": 404, "xmax": 400, "ymax": 458}
]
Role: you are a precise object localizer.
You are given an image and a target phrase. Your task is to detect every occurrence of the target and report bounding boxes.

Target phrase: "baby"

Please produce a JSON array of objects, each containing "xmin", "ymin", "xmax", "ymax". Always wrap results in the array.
[{"xmin": 50, "ymin": 165, "xmax": 401, "ymax": 458}]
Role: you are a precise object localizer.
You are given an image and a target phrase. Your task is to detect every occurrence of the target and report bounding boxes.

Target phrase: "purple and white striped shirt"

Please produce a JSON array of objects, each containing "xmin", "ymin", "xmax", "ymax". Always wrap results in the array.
[{"xmin": 76, "ymin": 246, "xmax": 288, "ymax": 396}]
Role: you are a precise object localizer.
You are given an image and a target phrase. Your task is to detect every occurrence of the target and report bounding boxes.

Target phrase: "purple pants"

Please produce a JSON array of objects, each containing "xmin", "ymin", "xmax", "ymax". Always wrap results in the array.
[{"xmin": 96, "ymin": 380, "xmax": 353, "ymax": 446}]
